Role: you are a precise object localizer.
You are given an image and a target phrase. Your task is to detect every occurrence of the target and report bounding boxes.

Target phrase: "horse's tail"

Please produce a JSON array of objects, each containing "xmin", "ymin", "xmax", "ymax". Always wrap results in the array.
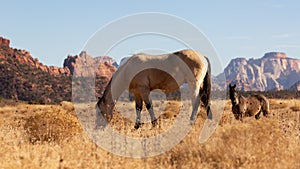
[
  {"xmin": 256, "ymin": 95, "xmax": 270, "ymax": 117},
  {"xmin": 261, "ymin": 96, "xmax": 270, "ymax": 117},
  {"xmin": 200, "ymin": 56, "xmax": 211, "ymax": 117}
]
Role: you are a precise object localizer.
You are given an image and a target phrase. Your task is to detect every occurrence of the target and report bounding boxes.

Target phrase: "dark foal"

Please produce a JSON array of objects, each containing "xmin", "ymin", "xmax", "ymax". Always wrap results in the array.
[{"xmin": 229, "ymin": 84, "xmax": 269, "ymax": 120}]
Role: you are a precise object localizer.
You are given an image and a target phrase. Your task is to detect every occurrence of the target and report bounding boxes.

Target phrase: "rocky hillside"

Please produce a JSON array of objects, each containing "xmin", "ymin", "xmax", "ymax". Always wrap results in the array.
[
  {"xmin": 63, "ymin": 51, "xmax": 117, "ymax": 102},
  {"xmin": 214, "ymin": 52, "xmax": 300, "ymax": 91},
  {"xmin": 289, "ymin": 81, "xmax": 300, "ymax": 91},
  {"xmin": 0, "ymin": 37, "xmax": 116, "ymax": 103},
  {"xmin": 63, "ymin": 51, "xmax": 117, "ymax": 77}
]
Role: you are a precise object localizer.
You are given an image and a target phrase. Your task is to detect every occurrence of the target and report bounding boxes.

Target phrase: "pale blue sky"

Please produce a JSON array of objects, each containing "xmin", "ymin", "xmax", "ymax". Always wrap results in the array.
[{"xmin": 1, "ymin": 0, "xmax": 300, "ymax": 75}]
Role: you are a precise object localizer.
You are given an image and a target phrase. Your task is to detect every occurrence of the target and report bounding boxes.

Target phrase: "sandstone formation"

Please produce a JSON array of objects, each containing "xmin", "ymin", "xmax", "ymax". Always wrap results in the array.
[
  {"xmin": 214, "ymin": 52, "xmax": 300, "ymax": 91},
  {"xmin": 63, "ymin": 51, "xmax": 117, "ymax": 77},
  {"xmin": 0, "ymin": 36, "xmax": 117, "ymax": 103},
  {"xmin": 289, "ymin": 81, "xmax": 300, "ymax": 91},
  {"xmin": 0, "ymin": 37, "xmax": 10, "ymax": 48}
]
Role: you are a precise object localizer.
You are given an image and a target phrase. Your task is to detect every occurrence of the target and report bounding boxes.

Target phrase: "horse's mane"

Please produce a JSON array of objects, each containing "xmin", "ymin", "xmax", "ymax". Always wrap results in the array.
[
  {"xmin": 99, "ymin": 54, "xmax": 141, "ymax": 102},
  {"xmin": 99, "ymin": 77, "xmax": 113, "ymax": 101}
]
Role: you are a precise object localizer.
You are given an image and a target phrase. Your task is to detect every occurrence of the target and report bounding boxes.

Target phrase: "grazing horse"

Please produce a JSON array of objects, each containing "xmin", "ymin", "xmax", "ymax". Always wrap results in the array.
[
  {"xmin": 96, "ymin": 49, "xmax": 212, "ymax": 129},
  {"xmin": 229, "ymin": 84, "xmax": 269, "ymax": 120}
]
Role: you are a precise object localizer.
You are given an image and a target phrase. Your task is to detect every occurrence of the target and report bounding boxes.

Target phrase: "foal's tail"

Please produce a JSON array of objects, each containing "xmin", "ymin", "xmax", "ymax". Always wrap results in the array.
[
  {"xmin": 200, "ymin": 56, "xmax": 212, "ymax": 118},
  {"xmin": 256, "ymin": 95, "xmax": 270, "ymax": 117},
  {"xmin": 261, "ymin": 96, "xmax": 270, "ymax": 117}
]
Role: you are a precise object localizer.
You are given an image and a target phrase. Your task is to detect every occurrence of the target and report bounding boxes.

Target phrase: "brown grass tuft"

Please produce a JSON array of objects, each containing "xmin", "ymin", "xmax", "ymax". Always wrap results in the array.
[{"xmin": 24, "ymin": 106, "xmax": 82, "ymax": 144}]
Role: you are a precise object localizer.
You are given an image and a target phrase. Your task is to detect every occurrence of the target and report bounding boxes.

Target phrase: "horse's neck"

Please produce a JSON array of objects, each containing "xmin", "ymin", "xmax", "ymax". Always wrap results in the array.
[
  {"xmin": 239, "ymin": 94, "xmax": 245, "ymax": 100},
  {"xmin": 238, "ymin": 94, "xmax": 246, "ymax": 104},
  {"xmin": 103, "ymin": 81, "xmax": 114, "ymax": 104},
  {"xmin": 232, "ymin": 92, "xmax": 243, "ymax": 106}
]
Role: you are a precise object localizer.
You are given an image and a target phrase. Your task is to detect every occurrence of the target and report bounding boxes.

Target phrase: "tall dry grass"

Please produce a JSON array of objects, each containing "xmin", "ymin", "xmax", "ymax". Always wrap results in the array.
[{"xmin": 0, "ymin": 99, "xmax": 299, "ymax": 168}]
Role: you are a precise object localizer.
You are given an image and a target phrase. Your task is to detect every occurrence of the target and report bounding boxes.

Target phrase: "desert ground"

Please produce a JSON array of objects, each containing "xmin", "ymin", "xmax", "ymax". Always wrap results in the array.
[{"xmin": 0, "ymin": 98, "xmax": 299, "ymax": 169}]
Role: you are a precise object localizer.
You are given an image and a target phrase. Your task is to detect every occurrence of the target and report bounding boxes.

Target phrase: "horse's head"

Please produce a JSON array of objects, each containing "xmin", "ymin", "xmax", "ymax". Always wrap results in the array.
[
  {"xmin": 229, "ymin": 84, "xmax": 239, "ymax": 105},
  {"xmin": 95, "ymin": 96, "xmax": 114, "ymax": 128}
]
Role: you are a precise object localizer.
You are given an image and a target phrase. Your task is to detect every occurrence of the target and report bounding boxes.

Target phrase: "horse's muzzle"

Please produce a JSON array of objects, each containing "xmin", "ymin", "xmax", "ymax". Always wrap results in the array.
[{"xmin": 95, "ymin": 107, "xmax": 108, "ymax": 129}]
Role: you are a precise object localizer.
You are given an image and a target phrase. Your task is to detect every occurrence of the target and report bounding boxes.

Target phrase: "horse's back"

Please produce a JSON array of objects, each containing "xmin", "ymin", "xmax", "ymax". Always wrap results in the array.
[
  {"xmin": 247, "ymin": 94, "xmax": 270, "ymax": 115},
  {"xmin": 254, "ymin": 94, "xmax": 270, "ymax": 112},
  {"xmin": 173, "ymin": 50, "xmax": 207, "ymax": 71},
  {"xmin": 121, "ymin": 49, "xmax": 208, "ymax": 78},
  {"xmin": 252, "ymin": 94, "xmax": 269, "ymax": 104},
  {"xmin": 114, "ymin": 49, "xmax": 209, "ymax": 94},
  {"xmin": 173, "ymin": 50, "xmax": 209, "ymax": 82}
]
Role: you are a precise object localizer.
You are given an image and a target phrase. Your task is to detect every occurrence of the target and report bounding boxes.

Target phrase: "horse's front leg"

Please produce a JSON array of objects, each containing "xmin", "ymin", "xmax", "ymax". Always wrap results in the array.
[{"xmin": 134, "ymin": 95, "xmax": 143, "ymax": 129}]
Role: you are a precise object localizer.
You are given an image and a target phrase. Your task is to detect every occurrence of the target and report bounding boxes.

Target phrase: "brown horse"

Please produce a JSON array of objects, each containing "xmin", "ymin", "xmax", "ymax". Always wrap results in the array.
[
  {"xmin": 229, "ymin": 84, "xmax": 269, "ymax": 120},
  {"xmin": 96, "ymin": 50, "xmax": 212, "ymax": 129}
]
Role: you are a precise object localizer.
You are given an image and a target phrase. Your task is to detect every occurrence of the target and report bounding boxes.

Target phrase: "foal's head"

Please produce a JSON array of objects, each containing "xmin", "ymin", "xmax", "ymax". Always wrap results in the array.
[{"xmin": 229, "ymin": 84, "xmax": 239, "ymax": 105}]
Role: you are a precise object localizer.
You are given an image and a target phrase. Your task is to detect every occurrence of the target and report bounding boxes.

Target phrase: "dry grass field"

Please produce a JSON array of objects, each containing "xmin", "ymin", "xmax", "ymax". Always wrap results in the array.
[{"xmin": 0, "ymin": 98, "xmax": 299, "ymax": 169}]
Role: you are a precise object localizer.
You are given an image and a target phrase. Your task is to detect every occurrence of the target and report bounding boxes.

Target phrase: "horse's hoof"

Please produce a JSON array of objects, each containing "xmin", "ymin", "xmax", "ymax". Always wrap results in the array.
[
  {"xmin": 95, "ymin": 125, "xmax": 105, "ymax": 130},
  {"xmin": 134, "ymin": 122, "xmax": 141, "ymax": 129},
  {"xmin": 151, "ymin": 120, "xmax": 157, "ymax": 127},
  {"xmin": 190, "ymin": 119, "xmax": 195, "ymax": 125}
]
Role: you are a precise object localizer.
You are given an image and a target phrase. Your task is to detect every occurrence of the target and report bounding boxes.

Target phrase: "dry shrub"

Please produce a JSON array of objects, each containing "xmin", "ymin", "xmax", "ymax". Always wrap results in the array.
[
  {"xmin": 60, "ymin": 101, "xmax": 76, "ymax": 117},
  {"xmin": 164, "ymin": 118, "xmax": 300, "ymax": 168},
  {"xmin": 24, "ymin": 106, "xmax": 82, "ymax": 144},
  {"xmin": 161, "ymin": 100, "xmax": 181, "ymax": 118},
  {"xmin": 60, "ymin": 101, "xmax": 75, "ymax": 111},
  {"xmin": 224, "ymin": 100, "xmax": 232, "ymax": 111},
  {"xmin": 219, "ymin": 112, "xmax": 234, "ymax": 125}
]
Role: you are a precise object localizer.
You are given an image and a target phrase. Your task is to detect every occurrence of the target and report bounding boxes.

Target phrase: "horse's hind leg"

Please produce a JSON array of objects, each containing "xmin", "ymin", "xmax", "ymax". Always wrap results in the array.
[
  {"xmin": 140, "ymin": 89, "xmax": 157, "ymax": 127},
  {"xmin": 262, "ymin": 105, "xmax": 269, "ymax": 117},
  {"xmin": 255, "ymin": 111, "xmax": 261, "ymax": 120},
  {"xmin": 200, "ymin": 87, "xmax": 211, "ymax": 119},
  {"xmin": 263, "ymin": 110, "xmax": 269, "ymax": 117},
  {"xmin": 189, "ymin": 82, "xmax": 201, "ymax": 123}
]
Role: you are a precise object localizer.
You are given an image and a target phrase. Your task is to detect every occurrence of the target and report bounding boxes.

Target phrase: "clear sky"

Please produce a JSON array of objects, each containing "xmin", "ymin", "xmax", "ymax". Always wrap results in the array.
[{"xmin": 1, "ymin": 0, "xmax": 300, "ymax": 75}]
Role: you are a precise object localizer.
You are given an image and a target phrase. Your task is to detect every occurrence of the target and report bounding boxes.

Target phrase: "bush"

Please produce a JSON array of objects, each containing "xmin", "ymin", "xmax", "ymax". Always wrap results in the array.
[{"xmin": 24, "ymin": 106, "xmax": 82, "ymax": 144}]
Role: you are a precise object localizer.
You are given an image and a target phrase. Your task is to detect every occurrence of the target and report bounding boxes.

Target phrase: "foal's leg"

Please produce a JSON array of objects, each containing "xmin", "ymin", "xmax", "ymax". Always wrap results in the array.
[
  {"xmin": 134, "ymin": 94, "xmax": 143, "ymax": 129},
  {"xmin": 262, "ymin": 102, "xmax": 269, "ymax": 117},
  {"xmin": 140, "ymin": 90, "xmax": 157, "ymax": 127},
  {"xmin": 255, "ymin": 106, "xmax": 262, "ymax": 120},
  {"xmin": 255, "ymin": 110, "xmax": 261, "ymax": 120}
]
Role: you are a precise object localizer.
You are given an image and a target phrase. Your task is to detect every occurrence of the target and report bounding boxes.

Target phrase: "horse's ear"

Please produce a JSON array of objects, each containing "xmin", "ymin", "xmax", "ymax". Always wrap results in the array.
[
  {"xmin": 233, "ymin": 84, "xmax": 236, "ymax": 88},
  {"xmin": 98, "ymin": 96, "xmax": 104, "ymax": 102}
]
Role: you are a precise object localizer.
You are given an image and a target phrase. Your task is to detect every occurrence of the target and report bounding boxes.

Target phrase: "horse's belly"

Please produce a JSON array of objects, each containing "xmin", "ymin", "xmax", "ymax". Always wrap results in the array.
[{"xmin": 245, "ymin": 107, "xmax": 260, "ymax": 116}]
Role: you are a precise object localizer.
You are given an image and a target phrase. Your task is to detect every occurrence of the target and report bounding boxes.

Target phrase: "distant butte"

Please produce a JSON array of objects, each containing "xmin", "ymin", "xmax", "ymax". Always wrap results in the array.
[
  {"xmin": 0, "ymin": 37, "xmax": 10, "ymax": 48},
  {"xmin": 263, "ymin": 52, "xmax": 287, "ymax": 59}
]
